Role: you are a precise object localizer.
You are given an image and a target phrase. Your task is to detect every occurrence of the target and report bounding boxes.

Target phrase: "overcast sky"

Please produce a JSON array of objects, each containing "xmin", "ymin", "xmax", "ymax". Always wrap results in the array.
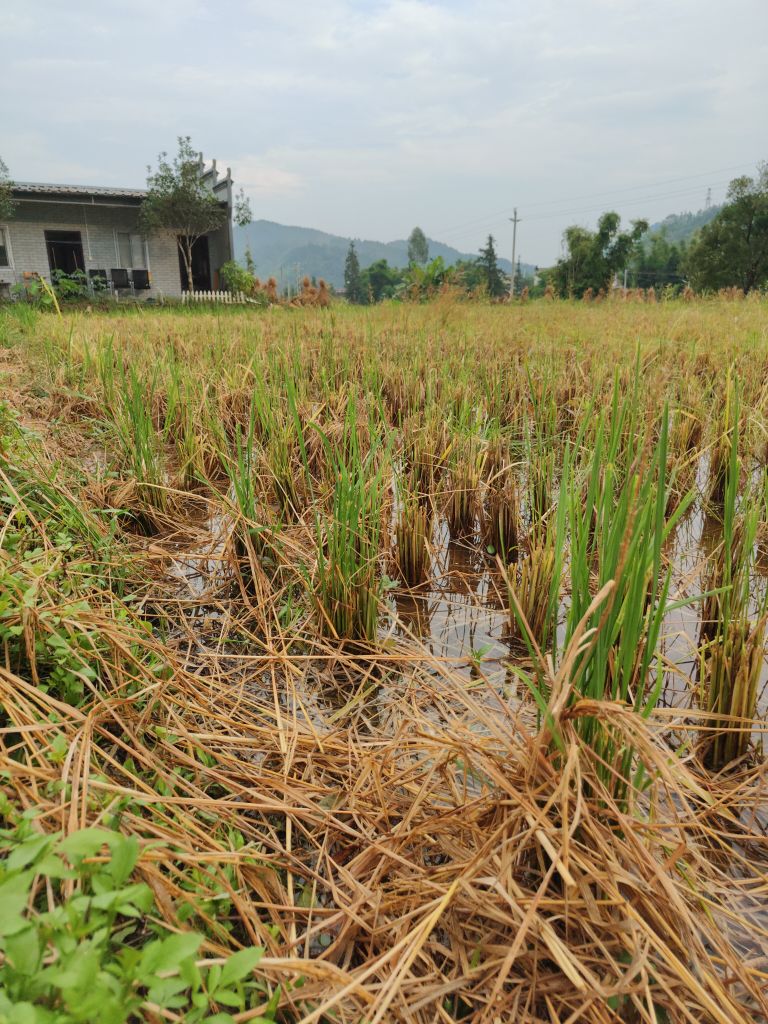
[{"xmin": 3, "ymin": 0, "xmax": 766, "ymax": 265}]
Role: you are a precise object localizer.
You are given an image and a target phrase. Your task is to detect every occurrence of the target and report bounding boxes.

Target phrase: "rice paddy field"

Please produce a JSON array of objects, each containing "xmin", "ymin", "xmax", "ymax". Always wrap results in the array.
[{"xmin": 3, "ymin": 295, "xmax": 768, "ymax": 1022}]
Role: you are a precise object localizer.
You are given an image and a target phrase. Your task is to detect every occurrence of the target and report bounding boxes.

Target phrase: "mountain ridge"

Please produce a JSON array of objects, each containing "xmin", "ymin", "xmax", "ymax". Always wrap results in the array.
[
  {"xmin": 646, "ymin": 206, "xmax": 722, "ymax": 244},
  {"xmin": 233, "ymin": 220, "xmax": 532, "ymax": 290}
]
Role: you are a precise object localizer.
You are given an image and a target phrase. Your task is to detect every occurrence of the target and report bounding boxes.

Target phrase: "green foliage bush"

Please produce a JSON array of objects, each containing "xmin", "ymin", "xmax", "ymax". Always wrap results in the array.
[
  {"xmin": 219, "ymin": 260, "xmax": 255, "ymax": 296},
  {"xmin": 50, "ymin": 271, "xmax": 91, "ymax": 302},
  {"xmin": 9, "ymin": 272, "xmax": 106, "ymax": 309},
  {"xmin": 9, "ymin": 280, "xmax": 57, "ymax": 310},
  {"xmin": 0, "ymin": 815, "xmax": 273, "ymax": 1024},
  {"xmin": 405, "ymin": 256, "xmax": 451, "ymax": 298},
  {"xmin": 0, "ymin": 405, "xmax": 153, "ymax": 708}
]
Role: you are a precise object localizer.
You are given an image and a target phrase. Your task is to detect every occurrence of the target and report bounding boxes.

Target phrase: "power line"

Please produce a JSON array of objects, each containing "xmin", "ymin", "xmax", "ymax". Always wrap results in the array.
[
  {"xmin": 436, "ymin": 179, "xmax": 728, "ymax": 246},
  {"xmin": 433, "ymin": 160, "xmax": 752, "ymax": 240},
  {"xmin": 511, "ymin": 165, "xmax": 738, "ymax": 212},
  {"xmin": 523, "ymin": 179, "xmax": 732, "ymax": 223},
  {"xmin": 436, "ymin": 165, "xmax": 741, "ymax": 236}
]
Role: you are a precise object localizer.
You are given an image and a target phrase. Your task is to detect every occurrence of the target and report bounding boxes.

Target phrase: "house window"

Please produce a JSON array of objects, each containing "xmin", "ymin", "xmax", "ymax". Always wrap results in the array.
[
  {"xmin": 0, "ymin": 228, "xmax": 10, "ymax": 268},
  {"xmin": 117, "ymin": 232, "xmax": 146, "ymax": 269}
]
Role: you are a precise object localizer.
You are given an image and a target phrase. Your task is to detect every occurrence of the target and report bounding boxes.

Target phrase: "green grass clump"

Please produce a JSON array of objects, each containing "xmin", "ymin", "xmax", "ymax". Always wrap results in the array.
[
  {"xmin": 699, "ymin": 384, "xmax": 767, "ymax": 768},
  {"xmin": 312, "ymin": 400, "xmax": 388, "ymax": 643}
]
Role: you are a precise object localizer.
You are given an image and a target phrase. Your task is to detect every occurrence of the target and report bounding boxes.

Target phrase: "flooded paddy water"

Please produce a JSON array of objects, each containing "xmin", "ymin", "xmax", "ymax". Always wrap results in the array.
[{"xmin": 143, "ymin": 451, "xmax": 768, "ymax": 760}]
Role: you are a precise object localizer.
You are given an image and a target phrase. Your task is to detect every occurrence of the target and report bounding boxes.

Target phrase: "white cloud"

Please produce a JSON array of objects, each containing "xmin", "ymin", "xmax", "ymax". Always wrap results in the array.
[{"xmin": 227, "ymin": 155, "xmax": 305, "ymax": 197}]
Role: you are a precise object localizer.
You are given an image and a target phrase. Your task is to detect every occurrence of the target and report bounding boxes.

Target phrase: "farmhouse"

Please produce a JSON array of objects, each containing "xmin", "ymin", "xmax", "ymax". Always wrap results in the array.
[{"xmin": 0, "ymin": 156, "xmax": 234, "ymax": 300}]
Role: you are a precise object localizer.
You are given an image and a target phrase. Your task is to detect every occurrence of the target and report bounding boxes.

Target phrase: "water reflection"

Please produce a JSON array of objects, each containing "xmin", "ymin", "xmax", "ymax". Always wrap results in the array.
[
  {"xmin": 386, "ymin": 494, "xmax": 768, "ymax": 722},
  {"xmin": 391, "ymin": 530, "xmax": 511, "ymax": 677},
  {"xmin": 155, "ymin": 481, "xmax": 768, "ymax": 733},
  {"xmin": 394, "ymin": 593, "xmax": 434, "ymax": 640}
]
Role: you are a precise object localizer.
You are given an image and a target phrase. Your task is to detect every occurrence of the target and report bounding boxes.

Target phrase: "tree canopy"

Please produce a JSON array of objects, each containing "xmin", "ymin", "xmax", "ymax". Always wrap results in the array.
[
  {"xmin": 362, "ymin": 259, "xmax": 402, "ymax": 302},
  {"xmin": 139, "ymin": 137, "xmax": 227, "ymax": 293},
  {"xmin": 552, "ymin": 212, "xmax": 648, "ymax": 297},
  {"xmin": 629, "ymin": 230, "xmax": 687, "ymax": 291},
  {"xmin": 0, "ymin": 158, "xmax": 15, "ymax": 221},
  {"xmin": 407, "ymin": 227, "xmax": 429, "ymax": 266},
  {"xmin": 405, "ymin": 257, "xmax": 450, "ymax": 299},
  {"xmin": 452, "ymin": 258, "xmax": 486, "ymax": 293},
  {"xmin": 476, "ymin": 235, "xmax": 507, "ymax": 298},
  {"xmin": 233, "ymin": 187, "xmax": 252, "ymax": 229},
  {"xmin": 344, "ymin": 242, "xmax": 366, "ymax": 303},
  {"xmin": 685, "ymin": 165, "xmax": 768, "ymax": 293}
]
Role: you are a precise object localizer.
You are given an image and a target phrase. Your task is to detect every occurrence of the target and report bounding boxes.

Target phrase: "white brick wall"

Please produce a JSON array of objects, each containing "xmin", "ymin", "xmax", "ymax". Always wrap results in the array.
[{"xmin": 0, "ymin": 201, "xmax": 185, "ymax": 299}]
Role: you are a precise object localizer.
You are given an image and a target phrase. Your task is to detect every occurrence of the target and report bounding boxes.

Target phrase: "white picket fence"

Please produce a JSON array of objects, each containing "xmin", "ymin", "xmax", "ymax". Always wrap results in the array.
[{"xmin": 181, "ymin": 290, "xmax": 247, "ymax": 305}]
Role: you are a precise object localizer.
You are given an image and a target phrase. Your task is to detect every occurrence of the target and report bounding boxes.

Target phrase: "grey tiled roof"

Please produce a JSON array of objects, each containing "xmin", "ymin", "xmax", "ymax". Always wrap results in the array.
[{"xmin": 13, "ymin": 182, "xmax": 147, "ymax": 199}]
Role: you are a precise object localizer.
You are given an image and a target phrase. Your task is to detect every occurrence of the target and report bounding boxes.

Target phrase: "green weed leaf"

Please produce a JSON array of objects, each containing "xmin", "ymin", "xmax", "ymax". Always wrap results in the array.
[{"xmin": 219, "ymin": 946, "xmax": 264, "ymax": 987}]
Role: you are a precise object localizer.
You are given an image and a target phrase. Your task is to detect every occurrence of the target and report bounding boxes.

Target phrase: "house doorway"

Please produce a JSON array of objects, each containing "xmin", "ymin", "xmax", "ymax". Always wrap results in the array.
[
  {"xmin": 45, "ymin": 231, "xmax": 85, "ymax": 276},
  {"xmin": 178, "ymin": 236, "xmax": 211, "ymax": 292}
]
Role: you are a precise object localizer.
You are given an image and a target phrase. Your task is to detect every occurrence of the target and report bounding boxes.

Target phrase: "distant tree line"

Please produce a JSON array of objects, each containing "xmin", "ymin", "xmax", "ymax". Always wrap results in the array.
[
  {"xmin": 547, "ymin": 163, "xmax": 768, "ymax": 297},
  {"xmin": 343, "ymin": 229, "xmax": 512, "ymax": 303}
]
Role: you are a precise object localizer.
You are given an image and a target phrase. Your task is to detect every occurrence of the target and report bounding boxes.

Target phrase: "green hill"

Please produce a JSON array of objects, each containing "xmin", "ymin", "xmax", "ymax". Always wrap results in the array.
[
  {"xmin": 233, "ymin": 220, "xmax": 530, "ymax": 290},
  {"xmin": 646, "ymin": 206, "xmax": 722, "ymax": 244}
]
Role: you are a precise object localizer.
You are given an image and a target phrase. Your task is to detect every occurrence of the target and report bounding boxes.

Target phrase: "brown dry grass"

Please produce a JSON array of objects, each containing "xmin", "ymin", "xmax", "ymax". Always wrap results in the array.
[
  {"xmin": 3, "ymin": 299, "xmax": 768, "ymax": 1021},
  {"xmin": 2, "ymin": 566, "xmax": 768, "ymax": 1022}
]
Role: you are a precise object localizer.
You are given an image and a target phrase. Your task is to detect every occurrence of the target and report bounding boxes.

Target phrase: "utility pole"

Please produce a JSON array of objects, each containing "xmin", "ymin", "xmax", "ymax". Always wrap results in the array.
[{"xmin": 509, "ymin": 208, "xmax": 520, "ymax": 297}]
